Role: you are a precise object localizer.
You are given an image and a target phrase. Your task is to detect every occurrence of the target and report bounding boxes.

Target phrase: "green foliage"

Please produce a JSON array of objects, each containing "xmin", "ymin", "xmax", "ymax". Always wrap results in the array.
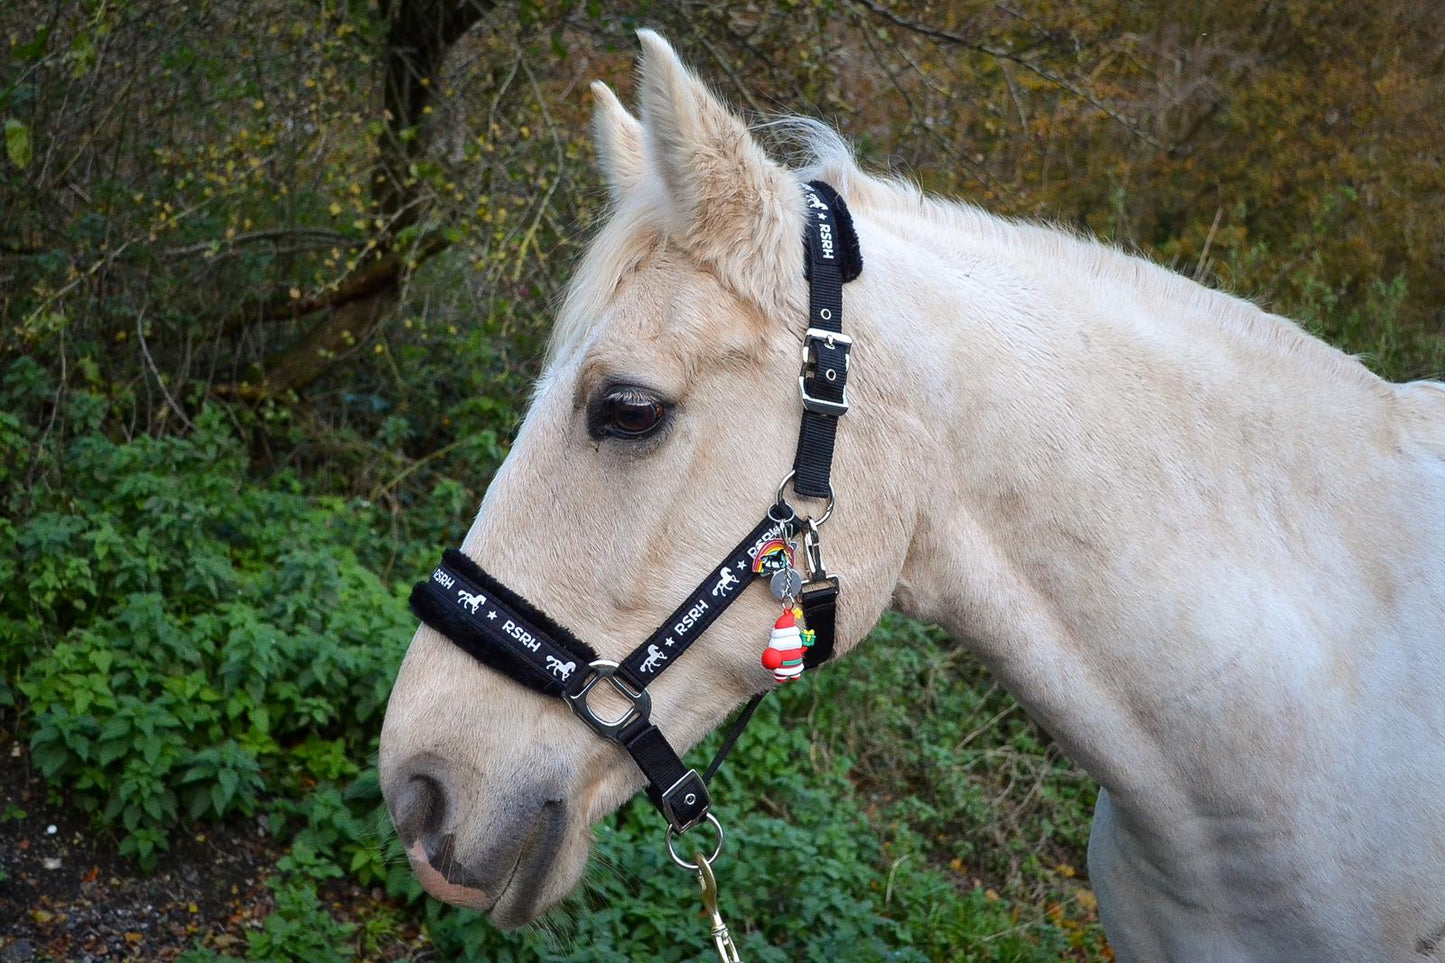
[
  {"xmin": 246, "ymin": 876, "xmax": 359, "ymax": 963},
  {"xmin": 4, "ymin": 118, "xmax": 30, "ymax": 169},
  {"xmin": 3, "ymin": 380, "xmax": 414, "ymax": 870},
  {"xmin": 3, "ymin": 3, "xmax": 1442, "ymax": 960}
]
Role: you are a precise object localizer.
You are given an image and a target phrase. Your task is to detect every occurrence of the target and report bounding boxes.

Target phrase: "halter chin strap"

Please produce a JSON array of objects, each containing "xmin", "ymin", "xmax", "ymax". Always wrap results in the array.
[{"xmin": 409, "ymin": 180, "xmax": 861, "ymax": 834}]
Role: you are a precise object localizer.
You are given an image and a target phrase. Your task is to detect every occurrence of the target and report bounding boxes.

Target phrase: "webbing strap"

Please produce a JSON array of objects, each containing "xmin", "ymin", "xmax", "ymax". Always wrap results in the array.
[
  {"xmin": 619, "ymin": 722, "xmax": 710, "ymax": 830},
  {"xmin": 793, "ymin": 180, "xmax": 861, "ymax": 498},
  {"xmin": 617, "ymin": 514, "xmax": 789, "ymax": 691},
  {"xmin": 799, "ymin": 579, "xmax": 839, "ymax": 669}
]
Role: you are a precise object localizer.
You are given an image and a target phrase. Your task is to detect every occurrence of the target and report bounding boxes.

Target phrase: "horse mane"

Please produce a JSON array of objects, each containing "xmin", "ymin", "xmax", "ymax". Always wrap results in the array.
[
  {"xmin": 551, "ymin": 113, "xmax": 1393, "ymax": 403},
  {"xmin": 780, "ymin": 116, "xmax": 1398, "ymax": 399}
]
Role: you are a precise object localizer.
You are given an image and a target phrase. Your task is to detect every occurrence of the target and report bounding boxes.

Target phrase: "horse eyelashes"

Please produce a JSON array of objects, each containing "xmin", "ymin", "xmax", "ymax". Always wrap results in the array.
[{"xmin": 586, "ymin": 384, "xmax": 670, "ymax": 440}]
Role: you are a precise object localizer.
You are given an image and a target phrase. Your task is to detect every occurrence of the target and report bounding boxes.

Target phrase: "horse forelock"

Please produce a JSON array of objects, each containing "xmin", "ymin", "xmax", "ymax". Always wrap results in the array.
[{"xmin": 546, "ymin": 196, "xmax": 664, "ymax": 369}]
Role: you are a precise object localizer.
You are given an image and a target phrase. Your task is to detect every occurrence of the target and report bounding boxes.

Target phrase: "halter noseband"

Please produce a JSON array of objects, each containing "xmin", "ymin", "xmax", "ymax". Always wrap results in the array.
[{"xmin": 409, "ymin": 181, "xmax": 862, "ymax": 838}]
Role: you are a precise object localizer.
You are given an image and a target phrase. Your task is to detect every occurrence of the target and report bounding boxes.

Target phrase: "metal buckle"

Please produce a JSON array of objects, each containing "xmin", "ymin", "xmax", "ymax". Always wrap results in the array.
[
  {"xmin": 799, "ymin": 327, "xmax": 852, "ymax": 417},
  {"xmin": 658, "ymin": 769, "xmax": 711, "ymax": 834},
  {"xmin": 564, "ymin": 660, "xmax": 651, "ymax": 740}
]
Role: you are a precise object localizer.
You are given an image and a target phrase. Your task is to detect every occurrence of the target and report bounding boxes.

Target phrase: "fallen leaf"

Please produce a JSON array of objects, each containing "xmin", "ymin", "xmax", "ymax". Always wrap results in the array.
[{"xmin": 5, "ymin": 119, "xmax": 32, "ymax": 170}]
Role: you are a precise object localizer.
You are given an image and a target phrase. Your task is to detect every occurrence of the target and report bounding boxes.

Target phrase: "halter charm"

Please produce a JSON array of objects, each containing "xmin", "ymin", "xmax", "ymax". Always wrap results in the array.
[
  {"xmin": 769, "ymin": 566, "xmax": 803, "ymax": 601},
  {"xmin": 761, "ymin": 606, "xmax": 809, "ymax": 683}
]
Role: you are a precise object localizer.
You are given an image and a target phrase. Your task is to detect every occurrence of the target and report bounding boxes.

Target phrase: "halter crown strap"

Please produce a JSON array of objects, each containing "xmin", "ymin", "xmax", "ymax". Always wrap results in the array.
[
  {"xmin": 793, "ymin": 180, "xmax": 861, "ymax": 499},
  {"xmin": 409, "ymin": 181, "xmax": 860, "ymax": 835}
]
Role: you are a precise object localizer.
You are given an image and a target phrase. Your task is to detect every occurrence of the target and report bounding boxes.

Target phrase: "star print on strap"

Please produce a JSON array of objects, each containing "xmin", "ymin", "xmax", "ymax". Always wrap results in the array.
[{"xmin": 615, "ymin": 514, "xmax": 788, "ymax": 691}]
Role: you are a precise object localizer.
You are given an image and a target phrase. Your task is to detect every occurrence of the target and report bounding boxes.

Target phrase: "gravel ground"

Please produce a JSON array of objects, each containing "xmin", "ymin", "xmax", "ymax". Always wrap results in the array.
[
  {"xmin": 0, "ymin": 740, "xmax": 278, "ymax": 962},
  {"xmin": 0, "ymin": 731, "xmax": 433, "ymax": 963}
]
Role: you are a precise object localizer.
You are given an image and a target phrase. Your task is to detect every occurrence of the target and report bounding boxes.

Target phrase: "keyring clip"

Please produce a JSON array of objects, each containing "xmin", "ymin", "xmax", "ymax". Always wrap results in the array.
[
  {"xmin": 766, "ymin": 499, "xmax": 796, "ymax": 526},
  {"xmin": 665, "ymin": 812, "xmax": 725, "ymax": 871}
]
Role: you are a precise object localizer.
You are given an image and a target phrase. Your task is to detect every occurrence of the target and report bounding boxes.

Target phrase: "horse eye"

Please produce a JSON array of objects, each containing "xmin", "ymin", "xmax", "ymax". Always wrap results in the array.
[{"xmin": 588, "ymin": 386, "xmax": 668, "ymax": 440}]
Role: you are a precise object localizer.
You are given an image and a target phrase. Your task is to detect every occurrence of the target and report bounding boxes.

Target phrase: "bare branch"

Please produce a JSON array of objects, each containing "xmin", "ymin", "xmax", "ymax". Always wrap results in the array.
[
  {"xmin": 851, "ymin": 0, "xmax": 1165, "ymax": 150},
  {"xmin": 160, "ymin": 229, "xmax": 360, "ymax": 261}
]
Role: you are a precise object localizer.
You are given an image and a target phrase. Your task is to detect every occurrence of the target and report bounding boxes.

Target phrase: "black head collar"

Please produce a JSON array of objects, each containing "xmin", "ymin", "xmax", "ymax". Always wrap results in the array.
[{"xmin": 410, "ymin": 181, "xmax": 861, "ymax": 834}]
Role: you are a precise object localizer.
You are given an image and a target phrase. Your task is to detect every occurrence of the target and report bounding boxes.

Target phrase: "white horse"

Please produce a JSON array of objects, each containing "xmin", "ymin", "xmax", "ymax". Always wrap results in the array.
[{"xmin": 378, "ymin": 31, "xmax": 1445, "ymax": 960}]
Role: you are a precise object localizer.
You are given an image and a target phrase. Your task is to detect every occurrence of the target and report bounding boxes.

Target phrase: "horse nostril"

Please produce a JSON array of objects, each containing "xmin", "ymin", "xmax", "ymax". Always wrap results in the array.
[{"xmin": 392, "ymin": 774, "xmax": 447, "ymax": 846}]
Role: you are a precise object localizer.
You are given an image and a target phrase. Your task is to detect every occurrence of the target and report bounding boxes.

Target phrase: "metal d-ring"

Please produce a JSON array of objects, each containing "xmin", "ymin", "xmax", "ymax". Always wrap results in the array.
[
  {"xmin": 665, "ymin": 812, "xmax": 725, "ymax": 871},
  {"xmin": 774, "ymin": 470, "xmax": 835, "ymax": 526}
]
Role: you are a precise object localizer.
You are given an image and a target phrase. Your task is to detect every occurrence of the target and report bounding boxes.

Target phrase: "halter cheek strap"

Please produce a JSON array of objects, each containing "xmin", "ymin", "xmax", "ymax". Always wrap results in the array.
[{"xmin": 409, "ymin": 180, "xmax": 861, "ymax": 835}]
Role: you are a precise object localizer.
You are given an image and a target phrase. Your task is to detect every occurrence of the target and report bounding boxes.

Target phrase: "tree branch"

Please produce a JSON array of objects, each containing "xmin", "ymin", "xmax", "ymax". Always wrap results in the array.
[
  {"xmin": 217, "ymin": 229, "xmax": 447, "ymax": 343},
  {"xmin": 374, "ymin": 0, "xmax": 494, "ymax": 228},
  {"xmin": 222, "ymin": 0, "xmax": 492, "ymax": 396},
  {"xmin": 851, "ymin": 0, "xmax": 1165, "ymax": 150}
]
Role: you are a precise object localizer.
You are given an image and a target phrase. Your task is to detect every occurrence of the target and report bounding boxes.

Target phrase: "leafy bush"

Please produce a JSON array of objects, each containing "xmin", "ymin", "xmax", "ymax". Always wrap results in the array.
[{"xmin": 2, "ymin": 371, "xmax": 415, "ymax": 869}]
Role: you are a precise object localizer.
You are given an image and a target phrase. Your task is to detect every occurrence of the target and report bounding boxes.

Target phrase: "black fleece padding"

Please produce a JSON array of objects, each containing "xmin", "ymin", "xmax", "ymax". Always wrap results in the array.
[
  {"xmin": 803, "ymin": 180, "xmax": 862, "ymax": 283},
  {"xmin": 409, "ymin": 550, "xmax": 597, "ymax": 698},
  {"xmin": 439, "ymin": 549, "xmax": 595, "ymax": 661}
]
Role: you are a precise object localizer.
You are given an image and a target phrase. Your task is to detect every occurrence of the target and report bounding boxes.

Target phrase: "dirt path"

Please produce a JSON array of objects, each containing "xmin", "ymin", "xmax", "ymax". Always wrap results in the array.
[{"xmin": 0, "ymin": 743, "xmax": 279, "ymax": 961}]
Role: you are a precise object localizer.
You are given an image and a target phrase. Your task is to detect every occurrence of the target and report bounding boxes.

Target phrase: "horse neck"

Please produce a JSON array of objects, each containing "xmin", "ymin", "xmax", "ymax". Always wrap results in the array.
[{"xmin": 850, "ymin": 202, "xmax": 1422, "ymax": 812}]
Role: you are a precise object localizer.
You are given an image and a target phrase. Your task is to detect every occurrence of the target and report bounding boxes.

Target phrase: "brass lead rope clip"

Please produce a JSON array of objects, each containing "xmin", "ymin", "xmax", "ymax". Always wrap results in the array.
[
  {"xmin": 694, "ymin": 850, "xmax": 743, "ymax": 963},
  {"xmin": 665, "ymin": 815, "xmax": 742, "ymax": 962}
]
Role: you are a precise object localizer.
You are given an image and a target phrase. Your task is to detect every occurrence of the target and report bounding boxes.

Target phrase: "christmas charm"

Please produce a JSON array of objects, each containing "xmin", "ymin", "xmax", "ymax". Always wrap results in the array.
[{"xmin": 761, "ymin": 607, "xmax": 809, "ymax": 683}]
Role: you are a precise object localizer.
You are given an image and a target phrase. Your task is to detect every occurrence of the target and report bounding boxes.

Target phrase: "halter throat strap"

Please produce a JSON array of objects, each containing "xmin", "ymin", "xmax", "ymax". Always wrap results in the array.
[{"xmin": 409, "ymin": 180, "xmax": 860, "ymax": 834}]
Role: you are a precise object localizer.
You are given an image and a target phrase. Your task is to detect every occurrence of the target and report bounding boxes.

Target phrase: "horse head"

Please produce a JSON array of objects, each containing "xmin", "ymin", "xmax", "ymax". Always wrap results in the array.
[{"xmin": 377, "ymin": 32, "xmax": 915, "ymax": 926}]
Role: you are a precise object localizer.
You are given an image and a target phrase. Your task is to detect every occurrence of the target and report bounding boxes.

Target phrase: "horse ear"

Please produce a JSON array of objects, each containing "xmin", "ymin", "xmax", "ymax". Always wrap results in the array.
[
  {"xmin": 590, "ymin": 81, "xmax": 648, "ymax": 202},
  {"xmin": 635, "ymin": 30, "xmax": 801, "ymax": 316}
]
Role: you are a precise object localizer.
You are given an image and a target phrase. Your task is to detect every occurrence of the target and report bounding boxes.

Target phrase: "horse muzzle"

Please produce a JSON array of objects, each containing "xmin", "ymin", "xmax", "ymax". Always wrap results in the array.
[{"xmin": 385, "ymin": 758, "xmax": 572, "ymax": 926}]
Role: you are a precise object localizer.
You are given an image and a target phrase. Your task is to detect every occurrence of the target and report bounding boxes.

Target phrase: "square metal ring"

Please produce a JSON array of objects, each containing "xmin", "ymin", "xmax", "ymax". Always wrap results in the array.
[{"xmin": 564, "ymin": 660, "xmax": 651, "ymax": 740}]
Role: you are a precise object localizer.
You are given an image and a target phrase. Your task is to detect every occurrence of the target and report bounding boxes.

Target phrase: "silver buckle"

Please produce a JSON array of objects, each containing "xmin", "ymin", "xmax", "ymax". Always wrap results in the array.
[
  {"xmin": 564, "ymin": 660, "xmax": 651, "ymax": 739},
  {"xmin": 799, "ymin": 327, "xmax": 852, "ymax": 417},
  {"xmin": 658, "ymin": 769, "xmax": 710, "ymax": 834}
]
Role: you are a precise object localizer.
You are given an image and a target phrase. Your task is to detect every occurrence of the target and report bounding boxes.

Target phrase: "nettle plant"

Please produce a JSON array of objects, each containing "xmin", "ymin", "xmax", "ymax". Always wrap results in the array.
[{"xmin": 3, "ymin": 372, "xmax": 415, "ymax": 868}]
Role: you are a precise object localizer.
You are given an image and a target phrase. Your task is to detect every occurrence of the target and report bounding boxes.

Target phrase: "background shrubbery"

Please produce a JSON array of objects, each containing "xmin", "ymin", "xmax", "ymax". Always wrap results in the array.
[{"xmin": 2, "ymin": 1, "xmax": 1441, "ymax": 960}]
